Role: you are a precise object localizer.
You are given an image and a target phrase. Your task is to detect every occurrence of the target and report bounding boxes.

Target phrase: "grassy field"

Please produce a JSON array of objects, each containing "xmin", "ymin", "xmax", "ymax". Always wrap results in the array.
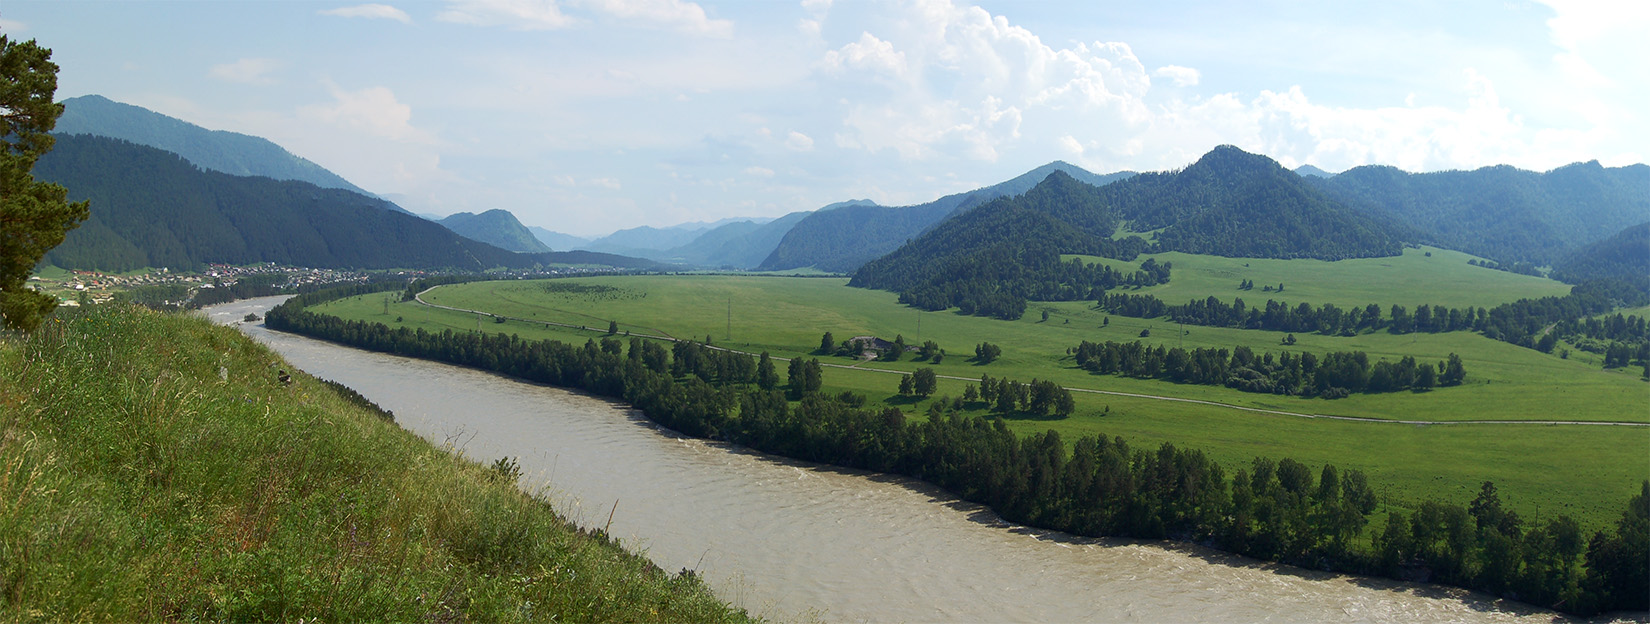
[
  {"xmin": 0, "ymin": 304, "xmax": 752, "ymax": 622},
  {"xmin": 1069, "ymin": 246, "xmax": 1572, "ymax": 310},
  {"xmin": 308, "ymin": 272, "xmax": 1650, "ymax": 533}
]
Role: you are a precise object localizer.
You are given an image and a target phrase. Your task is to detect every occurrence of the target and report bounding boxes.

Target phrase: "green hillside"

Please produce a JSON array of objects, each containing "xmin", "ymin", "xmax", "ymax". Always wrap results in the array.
[
  {"xmin": 0, "ymin": 304, "xmax": 751, "ymax": 622},
  {"xmin": 1310, "ymin": 160, "xmax": 1650, "ymax": 264},
  {"xmin": 759, "ymin": 162, "xmax": 1133, "ymax": 273},
  {"xmin": 439, "ymin": 209, "xmax": 553, "ymax": 253},
  {"xmin": 56, "ymin": 94, "xmax": 380, "ymax": 201}
]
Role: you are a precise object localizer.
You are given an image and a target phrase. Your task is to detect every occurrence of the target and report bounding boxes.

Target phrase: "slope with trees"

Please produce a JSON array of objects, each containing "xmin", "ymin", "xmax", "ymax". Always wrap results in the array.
[
  {"xmin": 55, "ymin": 94, "xmax": 384, "ymax": 203},
  {"xmin": 1309, "ymin": 160, "xmax": 1650, "ymax": 265},
  {"xmin": 1551, "ymin": 221, "xmax": 1650, "ymax": 288},
  {"xmin": 760, "ymin": 162, "xmax": 1134, "ymax": 273},
  {"xmin": 438, "ymin": 208, "xmax": 553, "ymax": 253}
]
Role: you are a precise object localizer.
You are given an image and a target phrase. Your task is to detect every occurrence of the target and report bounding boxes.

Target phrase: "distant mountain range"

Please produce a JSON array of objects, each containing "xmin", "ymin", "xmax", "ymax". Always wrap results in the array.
[
  {"xmin": 759, "ymin": 162, "xmax": 1135, "ymax": 273},
  {"xmin": 1307, "ymin": 160, "xmax": 1650, "ymax": 265},
  {"xmin": 33, "ymin": 135, "xmax": 656, "ymax": 272},
  {"xmin": 439, "ymin": 210, "xmax": 551, "ymax": 253},
  {"xmin": 528, "ymin": 227, "xmax": 591, "ymax": 251},
  {"xmin": 55, "ymin": 95, "xmax": 400, "ymax": 210}
]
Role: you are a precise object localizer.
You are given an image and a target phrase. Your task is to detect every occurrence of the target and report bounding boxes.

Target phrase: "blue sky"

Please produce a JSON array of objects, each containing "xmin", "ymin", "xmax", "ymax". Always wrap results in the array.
[{"xmin": 3, "ymin": 0, "xmax": 1644, "ymax": 237}]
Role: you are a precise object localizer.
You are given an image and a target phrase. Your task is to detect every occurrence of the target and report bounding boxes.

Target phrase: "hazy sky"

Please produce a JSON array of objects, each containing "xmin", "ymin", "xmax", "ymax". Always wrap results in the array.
[{"xmin": 3, "ymin": 1, "xmax": 1645, "ymax": 236}]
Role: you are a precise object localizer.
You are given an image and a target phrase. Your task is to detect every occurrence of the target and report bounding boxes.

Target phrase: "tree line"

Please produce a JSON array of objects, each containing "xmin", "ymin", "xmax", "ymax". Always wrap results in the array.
[
  {"xmin": 1074, "ymin": 340, "xmax": 1464, "ymax": 397},
  {"xmin": 1099, "ymin": 292, "xmax": 1486, "ymax": 335},
  {"xmin": 265, "ymin": 283, "xmax": 1647, "ymax": 615}
]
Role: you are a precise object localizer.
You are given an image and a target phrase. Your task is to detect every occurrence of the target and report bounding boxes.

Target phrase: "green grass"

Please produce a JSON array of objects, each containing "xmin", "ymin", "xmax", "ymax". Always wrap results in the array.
[
  {"xmin": 0, "ymin": 305, "xmax": 753, "ymax": 622},
  {"xmin": 307, "ymin": 274, "xmax": 1650, "ymax": 533},
  {"xmin": 1067, "ymin": 246, "xmax": 1573, "ymax": 310}
]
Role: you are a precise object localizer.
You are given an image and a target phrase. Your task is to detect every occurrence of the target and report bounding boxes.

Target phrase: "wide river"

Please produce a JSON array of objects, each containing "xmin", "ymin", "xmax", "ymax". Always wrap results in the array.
[{"xmin": 205, "ymin": 297, "xmax": 1609, "ymax": 623}]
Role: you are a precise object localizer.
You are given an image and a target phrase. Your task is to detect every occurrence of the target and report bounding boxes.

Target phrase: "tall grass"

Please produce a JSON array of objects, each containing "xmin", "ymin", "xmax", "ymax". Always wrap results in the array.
[{"xmin": 0, "ymin": 304, "xmax": 753, "ymax": 622}]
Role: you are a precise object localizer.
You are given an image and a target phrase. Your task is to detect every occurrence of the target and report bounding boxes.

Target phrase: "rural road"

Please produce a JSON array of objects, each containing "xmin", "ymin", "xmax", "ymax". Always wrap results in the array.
[{"xmin": 414, "ymin": 286, "xmax": 1649, "ymax": 428}]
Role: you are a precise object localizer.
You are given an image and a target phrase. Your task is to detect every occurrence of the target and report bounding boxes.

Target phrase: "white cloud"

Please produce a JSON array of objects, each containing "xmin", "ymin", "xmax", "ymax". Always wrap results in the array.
[
  {"xmin": 0, "ymin": 18, "xmax": 27, "ymax": 32},
  {"xmin": 1153, "ymin": 65, "xmax": 1199, "ymax": 87},
  {"xmin": 208, "ymin": 58, "xmax": 283, "ymax": 85},
  {"xmin": 319, "ymin": 4, "xmax": 412, "ymax": 23},
  {"xmin": 784, "ymin": 130, "xmax": 815, "ymax": 151},
  {"xmin": 576, "ymin": 0, "xmax": 733, "ymax": 37},
  {"xmin": 299, "ymin": 83, "xmax": 434, "ymax": 143},
  {"xmin": 590, "ymin": 177, "xmax": 623, "ymax": 189},
  {"xmin": 743, "ymin": 165, "xmax": 775, "ymax": 177},
  {"xmin": 438, "ymin": 0, "xmax": 578, "ymax": 30},
  {"xmin": 801, "ymin": 0, "xmax": 832, "ymax": 16},
  {"xmin": 820, "ymin": 32, "xmax": 906, "ymax": 79}
]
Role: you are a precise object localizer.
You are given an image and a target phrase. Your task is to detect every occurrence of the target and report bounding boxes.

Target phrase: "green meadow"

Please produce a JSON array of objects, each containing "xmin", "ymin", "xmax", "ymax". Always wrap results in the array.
[
  {"xmin": 1069, "ymin": 246, "xmax": 1572, "ymax": 310},
  {"xmin": 310, "ymin": 268, "xmax": 1650, "ymax": 532}
]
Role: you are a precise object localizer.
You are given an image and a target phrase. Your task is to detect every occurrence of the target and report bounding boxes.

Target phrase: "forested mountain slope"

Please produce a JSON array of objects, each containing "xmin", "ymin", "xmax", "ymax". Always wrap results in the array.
[
  {"xmin": 661, "ymin": 210, "xmax": 813, "ymax": 268},
  {"xmin": 1552, "ymin": 221, "xmax": 1650, "ymax": 288},
  {"xmin": 759, "ymin": 162, "xmax": 1134, "ymax": 273},
  {"xmin": 1099, "ymin": 145, "xmax": 1410, "ymax": 259},
  {"xmin": 1309, "ymin": 160, "xmax": 1650, "ymax": 264},
  {"xmin": 32, "ymin": 135, "xmax": 650, "ymax": 271},
  {"xmin": 851, "ymin": 171, "xmax": 1157, "ymax": 319},
  {"xmin": 439, "ymin": 209, "xmax": 552, "ymax": 253},
  {"xmin": 56, "ymin": 95, "xmax": 385, "ymax": 204}
]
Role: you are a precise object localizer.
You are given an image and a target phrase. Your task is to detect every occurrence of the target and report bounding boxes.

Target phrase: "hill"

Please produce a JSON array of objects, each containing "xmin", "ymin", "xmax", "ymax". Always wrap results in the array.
[
  {"xmin": 32, "ymin": 135, "xmax": 647, "ymax": 271},
  {"xmin": 759, "ymin": 162, "xmax": 1134, "ymax": 273},
  {"xmin": 850, "ymin": 146, "xmax": 1411, "ymax": 319},
  {"xmin": 851, "ymin": 171, "xmax": 1154, "ymax": 318},
  {"xmin": 661, "ymin": 210, "xmax": 813, "ymax": 268},
  {"xmin": 1294, "ymin": 164, "xmax": 1335, "ymax": 178},
  {"xmin": 1104, "ymin": 146, "xmax": 1410, "ymax": 259},
  {"xmin": 439, "ymin": 209, "xmax": 552, "ymax": 253},
  {"xmin": 1308, "ymin": 160, "xmax": 1650, "ymax": 264},
  {"xmin": 0, "ymin": 302, "xmax": 750, "ymax": 621},
  {"xmin": 54, "ymin": 95, "xmax": 396, "ymax": 209},
  {"xmin": 1552, "ymin": 221, "xmax": 1650, "ymax": 289},
  {"xmin": 581, "ymin": 224, "xmax": 713, "ymax": 257},
  {"xmin": 528, "ymin": 226, "xmax": 591, "ymax": 251}
]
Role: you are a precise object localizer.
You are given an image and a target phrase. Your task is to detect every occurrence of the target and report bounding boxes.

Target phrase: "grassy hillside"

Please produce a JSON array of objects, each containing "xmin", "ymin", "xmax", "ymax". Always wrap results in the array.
[
  {"xmin": 310, "ymin": 273, "xmax": 1650, "ymax": 532},
  {"xmin": 0, "ymin": 304, "xmax": 751, "ymax": 622}
]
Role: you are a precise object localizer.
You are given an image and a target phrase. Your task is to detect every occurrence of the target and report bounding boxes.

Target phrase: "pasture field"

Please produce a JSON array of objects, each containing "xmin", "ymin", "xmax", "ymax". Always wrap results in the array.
[
  {"xmin": 310, "ymin": 271, "xmax": 1650, "ymax": 532},
  {"xmin": 1069, "ymin": 246, "xmax": 1572, "ymax": 310}
]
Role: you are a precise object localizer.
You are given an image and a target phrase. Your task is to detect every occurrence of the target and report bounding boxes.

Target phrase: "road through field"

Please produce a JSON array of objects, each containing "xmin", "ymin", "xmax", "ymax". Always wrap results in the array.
[{"xmin": 416, "ymin": 286, "xmax": 1649, "ymax": 428}]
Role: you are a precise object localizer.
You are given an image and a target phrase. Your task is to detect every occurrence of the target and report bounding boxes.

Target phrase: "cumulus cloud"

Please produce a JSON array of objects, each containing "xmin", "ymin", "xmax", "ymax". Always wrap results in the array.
[
  {"xmin": 784, "ymin": 130, "xmax": 815, "ymax": 151},
  {"xmin": 438, "ymin": 0, "xmax": 578, "ymax": 30},
  {"xmin": 1153, "ymin": 65, "xmax": 1199, "ymax": 87},
  {"xmin": 209, "ymin": 58, "xmax": 283, "ymax": 85},
  {"xmin": 0, "ymin": 18, "xmax": 27, "ymax": 32},
  {"xmin": 299, "ymin": 83, "xmax": 435, "ymax": 143},
  {"xmin": 743, "ymin": 165, "xmax": 775, "ymax": 177},
  {"xmin": 577, "ymin": 0, "xmax": 733, "ymax": 37},
  {"xmin": 820, "ymin": 32, "xmax": 906, "ymax": 78},
  {"xmin": 319, "ymin": 4, "xmax": 412, "ymax": 23}
]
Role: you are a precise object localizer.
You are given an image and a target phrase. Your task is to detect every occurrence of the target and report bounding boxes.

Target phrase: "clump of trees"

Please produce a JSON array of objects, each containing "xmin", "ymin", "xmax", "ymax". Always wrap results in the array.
[
  {"xmin": 1099, "ymin": 292, "xmax": 1485, "ymax": 336},
  {"xmin": 1074, "ymin": 340, "xmax": 1464, "ymax": 397},
  {"xmin": 973, "ymin": 342, "xmax": 1002, "ymax": 364}
]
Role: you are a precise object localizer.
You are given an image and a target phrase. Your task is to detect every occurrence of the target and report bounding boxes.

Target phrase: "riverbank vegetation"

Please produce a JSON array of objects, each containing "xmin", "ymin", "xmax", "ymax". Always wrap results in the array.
[
  {"xmin": 0, "ymin": 303, "xmax": 752, "ymax": 622},
  {"xmin": 275, "ymin": 281, "xmax": 1648, "ymax": 616}
]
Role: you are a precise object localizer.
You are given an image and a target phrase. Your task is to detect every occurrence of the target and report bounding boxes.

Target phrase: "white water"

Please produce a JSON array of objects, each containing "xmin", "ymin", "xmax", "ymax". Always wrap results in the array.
[{"xmin": 207, "ymin": 297, "xmax": 1620, "ymax": 623}]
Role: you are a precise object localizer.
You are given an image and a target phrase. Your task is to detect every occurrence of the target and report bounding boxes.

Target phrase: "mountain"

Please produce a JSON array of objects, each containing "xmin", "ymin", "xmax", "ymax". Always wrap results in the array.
[
  {"xmin": 1307, "ymin": 160, "xmax": 1650, "ymax": 264},
  {"xmin": 528, "ymin": 227, "xmax": 591, "ymax": 251},
  {"xmin": 759, "ymin": 161, "xmax": 1135, "ymax": 273},
  {"xmin": 850, "ymin": 146, "xmax": 1411, "ymax": 319},
  {"xmin": 53, "ymin": 95, "xmax": 403, "ymax": 212},
  {"xmin": 580, "ymin": 224, "xmax": 715, "ymax": 257},
  {"xmin": 438, "ymin": 210, "xmax": 552, "ymax": 253},
  {"xmin": 1105, "ymin": 146, "xmax": 1409, "ymax": 259},
  {"xmin": 1551, "ymin": 221, "xmax": 1650, "ymax": 287},
  {"xmin": 659, "ymin": 211, "xmax": 814, "ymax": 268},
  {"xmin": 32, "ymin": 135, "xmax": 653, "ymax": 272},
  {"xmin": 1295, "ymin": 164, "xmax": 1335, "ymax": 178}
]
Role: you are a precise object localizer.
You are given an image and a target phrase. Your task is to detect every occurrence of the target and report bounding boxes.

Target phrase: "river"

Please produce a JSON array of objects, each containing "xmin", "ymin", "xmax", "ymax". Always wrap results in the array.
[{"xmin": 205, "ymin": 297, "xmax": 1603, "ymax": 623}]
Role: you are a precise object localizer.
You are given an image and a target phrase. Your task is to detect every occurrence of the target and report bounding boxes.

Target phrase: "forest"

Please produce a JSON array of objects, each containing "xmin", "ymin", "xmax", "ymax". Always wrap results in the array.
[
  {"xmin": 1072, "ymin": 340, "xmax": 1464, "ymax": 397},
  {"xmin": 264, "ymin": 280, "xmax": 1648, "ymax": 616}
]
